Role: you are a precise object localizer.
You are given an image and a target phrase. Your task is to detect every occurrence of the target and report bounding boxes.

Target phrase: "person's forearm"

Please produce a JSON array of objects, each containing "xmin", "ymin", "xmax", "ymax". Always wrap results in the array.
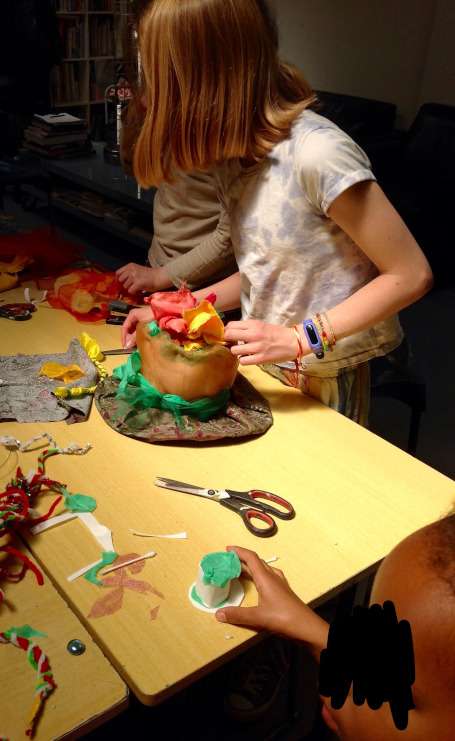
[
  {"xmin": 164, "ymin": 210, "xmax": 234, "ymax": 288},
  {"xmin": 224, "ymin": 267, "xmax": 432, "ymax": 367},
  {"xmin": 323, "ymin": 180, "xmax": 433, "ymax": 344},
  {"xmin": 288, "ymin": 605, "xmax": 330, "ymax": 663},
  {"xmin": 324, "ymin": 270, "xmax": 432, "ymax": 343},
  {"xmin": 193, "ymin": 272, "xmax": 241, "ymax": 311},
  {"xmin": 153, "ymin": 266, "xmax": 174, "ymax": 290}
]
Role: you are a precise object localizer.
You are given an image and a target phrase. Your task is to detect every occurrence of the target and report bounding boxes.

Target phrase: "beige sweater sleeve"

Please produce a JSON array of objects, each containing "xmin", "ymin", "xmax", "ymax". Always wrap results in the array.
[{"xmin": 148, "ymin": 170, "xmax": 237, "ymax": 290}]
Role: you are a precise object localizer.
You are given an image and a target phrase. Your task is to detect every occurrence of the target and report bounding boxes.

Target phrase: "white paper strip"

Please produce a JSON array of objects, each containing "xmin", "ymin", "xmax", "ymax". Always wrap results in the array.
[
  {"xmin": 67, "ymin": 558, "xmax": 104, "ymax": 582},
  {"xmin": 78, "ymin": 512, "xmax": 114, "ymax": 552},
  {"xmin": 264, "ymin": 556, "xmax": 279, "ymax": 564},
  {"xmin": 129, "ymin": 529, "xmax": 187, "ymax": 540},
  {"xmin": 24, "ymin": 287, "xmax": 48, "ymax": 305},
  {"xmin": 30, "ymin": 512, "xmax": 77, "ymax": 535},
  {"xmin": 100, "ymin": 551, "xmax": 156, "ymax": 576},
  {"xmin": 30, "ymin": 511, "xmax": 114, "ymax": 554}
]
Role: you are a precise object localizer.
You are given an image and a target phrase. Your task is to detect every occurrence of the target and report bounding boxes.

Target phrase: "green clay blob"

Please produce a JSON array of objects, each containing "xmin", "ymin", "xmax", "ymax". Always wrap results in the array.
[
  {"xmin": 62, "ymin": 489, "xmax": 97, "ymax": 513},
  {"xmin": 7, "ymin": 625, "xmax": 47, "ymax": 640},
  {"xmin": 201, "ymin": 551, "xmax": 241, "ymax": 588},
  {"xmin": 84, "ymin": 551, "xmax": 118, "ymax": 586},
  {"xmin": 148, "ymin": 321, "xmax": 161, "ymax": 337}
]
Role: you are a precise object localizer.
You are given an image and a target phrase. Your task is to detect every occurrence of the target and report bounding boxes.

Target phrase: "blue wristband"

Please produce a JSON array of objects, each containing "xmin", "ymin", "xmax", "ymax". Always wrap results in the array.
[{"xmin": 302, "ymin": 319, "xmax": 324, "ymax": 359}]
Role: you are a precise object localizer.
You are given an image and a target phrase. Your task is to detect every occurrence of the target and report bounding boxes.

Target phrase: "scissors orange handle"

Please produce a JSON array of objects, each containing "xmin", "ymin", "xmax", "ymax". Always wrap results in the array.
[
  {"xmin": 226, "ymin": 489, "xmax": 295, "ymax": 520},
  {"xmin": 219, "ymin": 498, "xmax": 278, "ymax": 537}
]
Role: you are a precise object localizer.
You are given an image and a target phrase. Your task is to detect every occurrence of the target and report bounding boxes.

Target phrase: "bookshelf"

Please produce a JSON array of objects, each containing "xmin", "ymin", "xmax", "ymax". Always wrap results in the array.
[{"xmin": 52, "ymin": 0, "xmax": 129, "ymax": 138}]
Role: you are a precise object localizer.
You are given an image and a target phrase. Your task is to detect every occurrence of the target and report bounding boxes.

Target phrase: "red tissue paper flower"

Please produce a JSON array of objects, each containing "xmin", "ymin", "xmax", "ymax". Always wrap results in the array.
[{"xmin": 145, "ymin": 284, "xmax": 217, "ymax": 341}]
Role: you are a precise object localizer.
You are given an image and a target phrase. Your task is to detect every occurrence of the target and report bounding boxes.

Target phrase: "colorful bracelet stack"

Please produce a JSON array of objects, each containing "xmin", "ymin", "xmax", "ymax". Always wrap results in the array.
[
  {"xmin": 290, "ymin": 313, "xmax": 337, "ymax": 372},
  {"xmin": 314, "ymin": 312, "xmax": 337, "ymax": 354},
  {"xmin": 299, "ymin": 313, "xmax": 337, "ymax": 361}
]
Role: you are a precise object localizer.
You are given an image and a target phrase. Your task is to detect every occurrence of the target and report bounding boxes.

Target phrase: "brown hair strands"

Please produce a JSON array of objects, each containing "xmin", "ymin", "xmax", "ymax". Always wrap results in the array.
[{"xmin": 133, "ymin": 0, "xmax": 316, "ymax": 186}]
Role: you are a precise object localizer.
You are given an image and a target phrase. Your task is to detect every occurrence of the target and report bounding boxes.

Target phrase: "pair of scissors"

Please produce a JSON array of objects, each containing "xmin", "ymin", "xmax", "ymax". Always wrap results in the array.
[
  {"xmin": 155, "ymin": 477, "xmax": 295, "ymax": 537},
  {"xmin": 0, "ymin": 303, "xmax": 36, "ymax": 321}
]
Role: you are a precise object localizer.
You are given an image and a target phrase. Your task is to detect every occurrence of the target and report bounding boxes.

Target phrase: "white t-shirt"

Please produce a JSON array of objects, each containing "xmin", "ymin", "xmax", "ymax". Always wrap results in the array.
[{"xmin": 220, "ymin": 109, "xmax": 403, "ymax": 377}]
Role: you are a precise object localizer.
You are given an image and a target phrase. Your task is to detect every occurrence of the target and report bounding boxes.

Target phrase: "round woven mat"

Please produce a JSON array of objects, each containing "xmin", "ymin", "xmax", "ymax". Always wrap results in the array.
[{"xmin": 95, "ymin": 373, "xmax": 273, "ymax": 443}]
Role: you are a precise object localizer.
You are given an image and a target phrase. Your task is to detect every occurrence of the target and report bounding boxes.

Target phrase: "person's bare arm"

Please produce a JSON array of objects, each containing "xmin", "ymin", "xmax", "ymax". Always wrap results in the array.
[
  {"xmin": 323, "ymin": 180, "xmax": 433, "ymax": 339},
  {"xmin": 216, "ymin": 547, "xmax": 329, "ymax": 662},
  {"xmin": 193, "ymin": 271, "xmax": 241, "ymax": 311},
  {"xmin": 223, "ymin": 182, "xmax": 433, "ymax": 365}
]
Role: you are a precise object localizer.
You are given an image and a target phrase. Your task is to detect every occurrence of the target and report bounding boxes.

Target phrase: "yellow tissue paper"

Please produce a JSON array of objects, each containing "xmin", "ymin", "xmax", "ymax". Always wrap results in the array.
[
  {"xmin": 39, "ymin": 362, "xmax": 85, "ymax": 384},
  {"xmin": 53, "ymin": 333, "xmax": 107, "ymax": 399},
  {"xmin": 183, "ymin": 300, "xmax": 225, "ymax": 348},
  {"xmin": 79, "ymin": 332, "xmax": 104, "ymax": 363}
]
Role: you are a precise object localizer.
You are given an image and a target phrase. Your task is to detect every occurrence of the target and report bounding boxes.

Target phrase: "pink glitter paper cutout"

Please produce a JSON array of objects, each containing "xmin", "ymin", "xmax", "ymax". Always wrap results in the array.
[{"xmin": 87, "ymin": 553, "xmax": 164, "ymax": 619}]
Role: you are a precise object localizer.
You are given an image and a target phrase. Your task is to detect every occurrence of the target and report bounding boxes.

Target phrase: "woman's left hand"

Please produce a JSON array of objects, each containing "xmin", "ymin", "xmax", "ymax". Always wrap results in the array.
[{"xmin": 224, "ymin": 319, "xmax": 306, "ymax": 365}]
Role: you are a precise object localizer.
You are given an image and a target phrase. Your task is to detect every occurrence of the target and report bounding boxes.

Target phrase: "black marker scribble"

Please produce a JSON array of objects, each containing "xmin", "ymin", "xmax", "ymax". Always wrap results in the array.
[{"xmin": 319, "ymin": 601, "xmax": 415, "ymax": 730}]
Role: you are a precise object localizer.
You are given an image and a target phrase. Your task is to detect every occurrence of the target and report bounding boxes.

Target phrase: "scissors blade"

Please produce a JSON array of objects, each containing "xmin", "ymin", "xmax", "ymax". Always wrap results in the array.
[
  {"xmin": 101, "ymin": 348, "xmax": 134, "ymax": 356},
  {"xmin": 155, "ymin": 477, "xmax": 209, "ymax": 497}
]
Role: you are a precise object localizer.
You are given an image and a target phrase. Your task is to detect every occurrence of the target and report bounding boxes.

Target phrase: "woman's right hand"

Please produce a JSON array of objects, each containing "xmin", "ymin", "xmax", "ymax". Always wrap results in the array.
[{"xmin": 121, "ymin": 306, "xmax": 155, "ymax": 349}]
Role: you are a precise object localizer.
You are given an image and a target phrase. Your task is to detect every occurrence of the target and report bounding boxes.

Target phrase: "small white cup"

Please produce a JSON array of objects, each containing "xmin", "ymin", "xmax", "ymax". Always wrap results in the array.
[{"xmin": 195, "ymin": 564, "xmax": 230, "ymax": 608}]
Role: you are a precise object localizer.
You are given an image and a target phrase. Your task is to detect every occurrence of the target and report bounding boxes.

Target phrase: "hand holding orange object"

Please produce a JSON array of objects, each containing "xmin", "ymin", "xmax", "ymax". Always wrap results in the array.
[
  {"xmin": 224, "ymin": 319, "xmax": 308, "ymax": 366},
  {"xmin": 122, "ymin": 306, "xmax": 155, "ymax": 348}
]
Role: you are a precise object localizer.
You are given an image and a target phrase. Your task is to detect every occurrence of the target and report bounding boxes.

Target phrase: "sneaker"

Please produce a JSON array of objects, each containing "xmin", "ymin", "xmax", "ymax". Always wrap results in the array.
[{"xmin": 224, "ymin": 638, "xmax": 291, "ymax": 722}]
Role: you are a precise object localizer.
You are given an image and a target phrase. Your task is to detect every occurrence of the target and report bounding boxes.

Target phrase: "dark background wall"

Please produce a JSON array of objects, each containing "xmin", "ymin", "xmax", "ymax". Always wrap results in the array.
[{"xmin": 272, "ymin": 0, "xmax": 455, "ymax": 128}]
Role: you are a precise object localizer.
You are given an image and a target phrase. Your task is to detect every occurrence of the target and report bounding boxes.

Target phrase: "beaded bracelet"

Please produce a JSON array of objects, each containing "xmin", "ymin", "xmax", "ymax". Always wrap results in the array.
[
  {"xmin": 322, "ymin": 311, "xmax": 337, "ymax": 349},
  {"xmin": 314, "ymin": 313, "xmax": 330, "ymax": 353},
  {"xmin": 314, "ymin": 312, "xmax": 336, "ymax": 352},
  {"xmin": 292, "ymin": 325, "xmax": 305, "ymax": 362},
  {"xmin": 291, "ymin": 325, "xmax": 305, "ymax": 388}
]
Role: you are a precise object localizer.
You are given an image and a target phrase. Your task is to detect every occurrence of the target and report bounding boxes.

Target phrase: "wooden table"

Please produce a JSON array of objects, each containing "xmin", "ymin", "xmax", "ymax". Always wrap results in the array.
[
  {"xmin": 1, "ymin": 289, "xmax": 454, "ymax": 706},
  {"xmin": 0, "ymin": 539, "xmax": 127, "ymax": 740}
]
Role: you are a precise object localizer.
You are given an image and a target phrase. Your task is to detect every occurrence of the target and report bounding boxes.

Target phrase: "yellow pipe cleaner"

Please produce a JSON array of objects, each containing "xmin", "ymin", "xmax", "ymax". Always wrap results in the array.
[{"xmin": 54, "ymin": 333, "xmax": 108, "ymax": 399}]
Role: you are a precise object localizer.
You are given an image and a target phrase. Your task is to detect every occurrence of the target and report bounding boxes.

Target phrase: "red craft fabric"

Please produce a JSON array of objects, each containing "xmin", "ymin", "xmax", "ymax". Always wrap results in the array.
[
  {"xmin": 146, "ymin": 284, "xmax": 197, "ymax": 322},
  {"xmin": 0, "ymin": 227, "xmax": 83, "ymax": 278},
  {"xmin": 159, "ymin": 316, "xmax": 188, "ymax": 334},
  {"xmin": 47, "ymin": 268, "xmax": 137, "ymax": 322},
  {"xmin": 144, "ymin": 285, "xmax": 218, "ymax": 340}
]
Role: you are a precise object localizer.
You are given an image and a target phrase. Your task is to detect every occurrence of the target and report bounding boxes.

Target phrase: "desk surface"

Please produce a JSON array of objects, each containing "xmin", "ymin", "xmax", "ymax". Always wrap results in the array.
[
  {"xmin": 0, "ymin": 539, "xmax": 127, "ymax": 740},
  {"xmin": 1, "ymin": 291, "xmax": 454, "ymax": 706}
]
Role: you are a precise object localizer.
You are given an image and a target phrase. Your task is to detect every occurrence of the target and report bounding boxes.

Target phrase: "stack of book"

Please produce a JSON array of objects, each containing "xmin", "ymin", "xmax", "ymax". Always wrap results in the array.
[{"xmin": 23, "ymin": 113, "xmax": 93, "ymax": 159}]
